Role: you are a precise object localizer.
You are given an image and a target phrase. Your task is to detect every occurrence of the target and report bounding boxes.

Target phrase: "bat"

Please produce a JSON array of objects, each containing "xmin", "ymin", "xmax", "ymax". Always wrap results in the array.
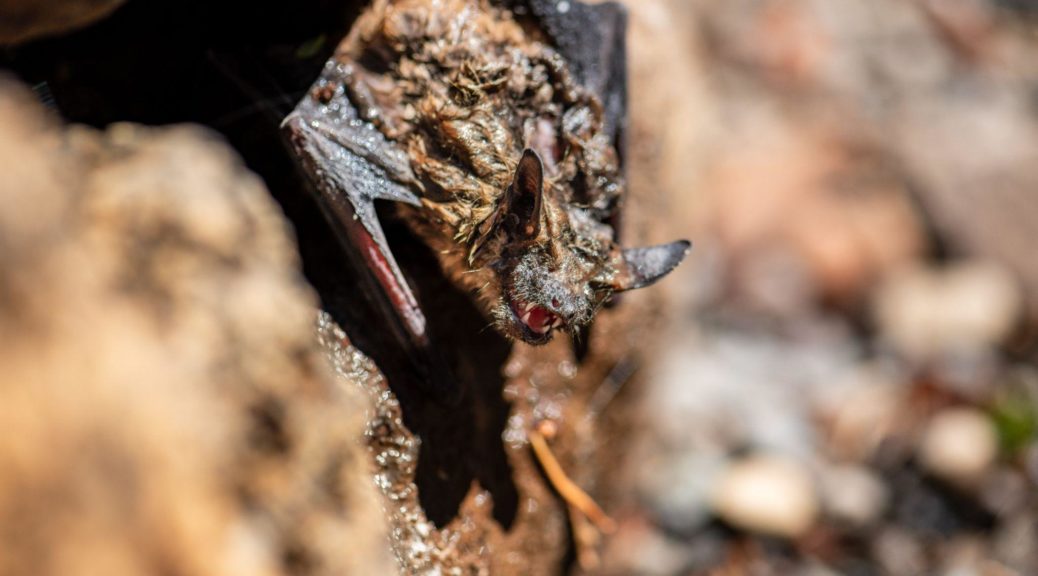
[{"xmin": 283, "ymin": 0, "xmax": 689, "ymax": 397}]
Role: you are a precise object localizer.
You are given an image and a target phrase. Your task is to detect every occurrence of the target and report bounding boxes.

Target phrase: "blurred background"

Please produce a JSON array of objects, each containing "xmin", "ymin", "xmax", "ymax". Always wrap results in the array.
[
  {"xmin": 602, "ymin": 1, "xmax": 1038, "ymax": 574},
  {"xmin": 1, "ymin": 0, "xmax": 1037, "ymax": 575}
]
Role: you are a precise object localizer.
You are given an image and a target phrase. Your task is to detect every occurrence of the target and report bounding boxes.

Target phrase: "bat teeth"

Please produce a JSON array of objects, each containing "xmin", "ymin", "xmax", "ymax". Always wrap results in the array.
[{"xmin": 521, "ymin": 310, "xmax": 532, "ymax": 325}]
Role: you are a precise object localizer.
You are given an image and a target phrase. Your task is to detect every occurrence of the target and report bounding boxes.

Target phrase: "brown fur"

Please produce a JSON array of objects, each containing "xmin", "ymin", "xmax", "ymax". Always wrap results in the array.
[{"xmin": 336, "ymin": 0, "xmax": 625, "ymax": 323}]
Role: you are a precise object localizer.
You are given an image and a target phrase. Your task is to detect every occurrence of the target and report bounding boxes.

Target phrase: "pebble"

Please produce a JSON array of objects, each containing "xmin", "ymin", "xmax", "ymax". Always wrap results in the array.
[
  {"xmin": 825, "ymin": 380, "xmax": 904, "ymax": 462},
  {"xmin": 819, "ymin": 464, "xmax": 888, "ymax": 527},
  {"xmin": 919, "ymin": 407, "xmax": 999, "ymax": 485},
  {"xmin": 992, "ymin": 513, "xmax": 1038, "ymax": 572},
  {"xmin": 711, "ymin": 454, "xmax": 819, "ymax": 538},
  {"xmin": 641, "ymin": 452, "xmax": 725, "ymax": 535},
  {"xmin": 936, "ymin": 535, "xmax": 989, "ymax": 575},
  {"xmin": 601, "ymin": 520, "xmax": 696, "ymax": 576},
  {"xmin": 872, "ymin": 262, "xmax": 1022, "ymax": 359},
  {"xmin": 979, "ymin": 468, "xmax": 1027, "ymax": 516},
  {"xmin": 873, "ymin": 527, "xmax": 928, "ymax": 576}
]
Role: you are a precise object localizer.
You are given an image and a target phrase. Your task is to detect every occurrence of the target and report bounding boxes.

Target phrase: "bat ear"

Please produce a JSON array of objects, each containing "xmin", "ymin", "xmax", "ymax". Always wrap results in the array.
[
  {"xmin": 605, "ymin": 240, "xmax": 691, "ymax": 292},
  {"xmin": 467, "ymin": 149, "xmax": 546, "ymax": 263},
  {"xmin": 507, "ymin": 149, "xmax": 545, "ymax": 240}
]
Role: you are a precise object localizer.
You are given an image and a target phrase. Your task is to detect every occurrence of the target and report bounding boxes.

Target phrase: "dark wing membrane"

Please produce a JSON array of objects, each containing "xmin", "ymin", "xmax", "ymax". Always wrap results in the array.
[
  {"xmin": 283, "ymin": 61, "xmax": 426, "ymax": 337},
  {"xmin": 283, "ymin": 60, "xmax": 465, "ymax": 400}
]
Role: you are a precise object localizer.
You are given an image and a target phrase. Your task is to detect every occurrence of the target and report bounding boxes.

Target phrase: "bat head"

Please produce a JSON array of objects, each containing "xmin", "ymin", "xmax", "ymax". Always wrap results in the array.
[{"xmin": 476, "ymin": 149, "xmax": 690, "ymax": 346}]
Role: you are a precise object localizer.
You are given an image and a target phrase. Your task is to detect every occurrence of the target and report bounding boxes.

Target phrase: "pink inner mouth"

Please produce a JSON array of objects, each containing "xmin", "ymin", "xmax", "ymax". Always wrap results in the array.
[{"xmin": 512, "ymin": 300, "xmax": 561, "ymax": 335}]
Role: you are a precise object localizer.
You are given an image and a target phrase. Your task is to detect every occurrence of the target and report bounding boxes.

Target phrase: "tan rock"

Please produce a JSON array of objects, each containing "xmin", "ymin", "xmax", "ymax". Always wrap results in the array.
[
  {"xmin": 0, "ymin": 81, "xmax": 396, "ymax": 576},
  {"xmin": 919, "ymin": 407, "xmax": 999, "ymax": 485},
  {"xmin": 711, "ymin": 454, "xmax": 819, "ymax": 538},
  {"xmin": 873, "ymin": 262, "xmax": 1023, "ymax": 359},
  {"xmin": 711, "ymin": 122, "xmax": 926, "ymax": 304},
  {"xmin": 819, "ymin": 464, "xmax": 888, "ymax": 527},
  {"xmin": 825, "ymin": 380, "xmax": 905, "ymax": 462}
]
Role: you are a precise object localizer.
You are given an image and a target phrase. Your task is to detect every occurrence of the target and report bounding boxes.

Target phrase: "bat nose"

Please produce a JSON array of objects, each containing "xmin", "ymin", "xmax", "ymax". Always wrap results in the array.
[{"xmin": 547, "ymin": 296, "xmax": 579, "ymax": 323}]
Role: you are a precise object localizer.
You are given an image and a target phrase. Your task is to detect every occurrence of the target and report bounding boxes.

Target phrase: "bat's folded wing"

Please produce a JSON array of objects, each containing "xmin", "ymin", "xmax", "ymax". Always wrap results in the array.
[{"xmin": 282, "ymin": 62, "xmax": 451, "ymax": 394}]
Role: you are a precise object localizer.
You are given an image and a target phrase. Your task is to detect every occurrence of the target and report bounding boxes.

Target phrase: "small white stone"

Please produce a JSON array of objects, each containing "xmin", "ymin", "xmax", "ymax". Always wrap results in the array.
[
  {"xmin": 919, "ymin": 407, "xmax": 999, "ymax": 485},
  {"xmin": 825, "ymin": 379, "xmax": 904, "ymax": 461},
  {"xmin": 601, "ymin": 523, "xmax": 693, "ymax": 576},
  {"xmin": 873, "ymin": 262, "xmax": 1022, "ymax": 359},
  {"xmin": 873, "ymin": 528, "xmax": 927, "ymax": 576},
  {"xmin": 711, "ymin": 454, "xmax": 819, "ymax": 538},
  {"xmin": 819, "ymin": 464, "xmax": 888, "ymax": 527}
]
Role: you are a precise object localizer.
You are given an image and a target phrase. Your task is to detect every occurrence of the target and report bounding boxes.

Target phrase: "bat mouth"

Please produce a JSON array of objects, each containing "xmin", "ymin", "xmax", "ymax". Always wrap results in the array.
[{"xmin": 509, "ymin": 299, "xmax": 563, "ymax": 344}]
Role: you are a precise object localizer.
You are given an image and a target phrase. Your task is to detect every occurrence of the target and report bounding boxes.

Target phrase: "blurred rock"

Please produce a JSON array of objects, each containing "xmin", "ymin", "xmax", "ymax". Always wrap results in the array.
[
  {"xmin": 711, "ymin": 122, "xmax": 926, "ymax": 305},
  {"xmin": 992, "ymin": 513, "xmax": 1038, "ymax": 573},
  {"xmin": 937, "ymin": 535, "xmax": 991, "ymax": 576},
  {"xmin": 819, "ymin": 464, "xmax": 889, "ymax": 528},
  {"xmin": 873, "ymin": 262, "xmax": 1023, "ymax": 360},
  {"xmin": 711, "ymin": 454, "xmax": 819, "ymax": 538},
  {"xmin": 873, "ymin": 527, "xmax": 928, "ymax": 576},
  {"xmin": 894, "ymin": 82, "xmax": 1038, "ymax": 309},
  {"xmin": 599, "ymin": 518, "xmax": 697, "ymax": 576},
  {"xmin": 919, "ymin": 407, "xmax": 999, "ymax": 486},
  {"xmin": 0, "ymin": 81, "xmax": 395, "ymax": 576},
  {"xmin": 639, "ymin": 451, "xmax": 726, "ymax": 535},
  {"xmin": 645, "ymin": 325, "xmax": 856, "ymax": 461},
  {"xmin": 822, "ymin": 374, "xmax": 906, "ymax": 462},
  {"xmin": 1024, "ymin": 443, "xmax": 1038, "ymax": 485},
  {"xmin": 978, "ymin": 468, "xmax": 1028, "ymax": 516},
  {"xmin": 0, "ymin": 0, "xmax": 123, "ymax": 44}
]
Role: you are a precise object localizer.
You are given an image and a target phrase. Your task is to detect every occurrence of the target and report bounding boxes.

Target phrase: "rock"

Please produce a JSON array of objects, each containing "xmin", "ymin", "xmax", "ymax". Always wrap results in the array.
[
  {"xmin": 919, "ymin": 407, "xmax": 999, "ymax": 486},
  {"xmin": 599, "ymin": 519, "xmax": 698, "ymax": 576},
  {"xmin": 979, "ymin": 468, "xmax": 1028, "ymax": 516},
  {"xmin": 1024, "ymin": 443, "xmax": 1038, "ymax": 486},
  {"xmin": 0, "ymin": 0, "xmax": 124, "ymax": 44},
  {"xmin": 935, "ymin": 535, "xmax": 990, "ymax": 576},
  {"xmin": 711, "ymin": 454, "xmax": 819, "ymax": 538},
  {"xmin": 708, "ymin": 113, "xmax": 926, "ymax": 305},
  {"xmin": 0, "ymin": 81, "xmax": 395, "ymax": 576},
  {"xmin": 873, "ymin": 262, "xmax": 1023, "ymax": 360},
  {"xmin": 646, "ymin": 326, "xmax": 856, "ymax": 461},
  {"xmin": 639, "ymin": 451, "xmax": 726, "ymax": 535},
  {"xmin": 819, "ymin": 464, "xmax": 889, "ymax": 527},
  {"xmin": 992, "ymin": 513, "xmax": 1038, "ymax": 573},
  {"xmin": 872, "ymin": 527, "xmax": 928, "ymax": 576},
  {"xmin": 822, "ymin": 375, "xmax": 906, "ymax": 462},
  {"xmin": 894, "ymin": 79, "xmax": 1038, "ymax": 306}
]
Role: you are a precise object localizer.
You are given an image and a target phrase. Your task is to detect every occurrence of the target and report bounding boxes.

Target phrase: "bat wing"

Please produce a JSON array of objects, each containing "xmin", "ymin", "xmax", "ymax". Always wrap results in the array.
[
  {"xmin": 282, "ymin": 62, "xmax": 461, "ymax": 398},
  {"xmin": 284, "ymin": 69, "xmax": 425, "ymax": 337},
  {"xmin": 283, "ymin": 1, "xmax": 630, "ymax": 392}
]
